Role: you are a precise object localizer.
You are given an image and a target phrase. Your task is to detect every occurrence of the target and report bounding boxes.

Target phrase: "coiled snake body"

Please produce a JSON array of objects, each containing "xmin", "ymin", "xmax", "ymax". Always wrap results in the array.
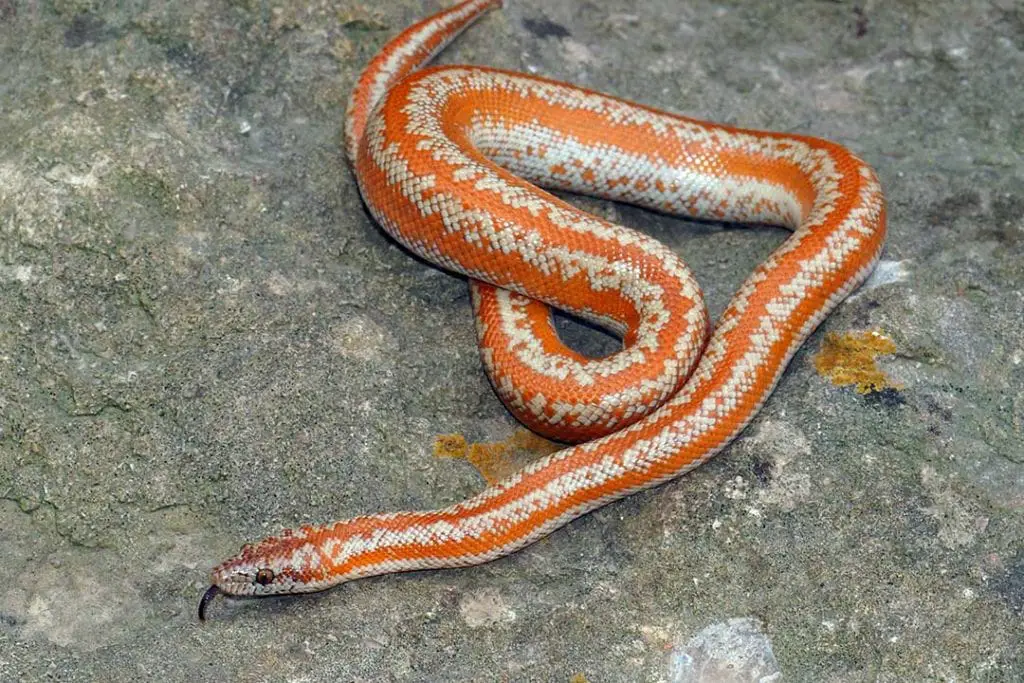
[{"xmin": 200, "ymin": 0, "xmax": 886, "ymax": 619}]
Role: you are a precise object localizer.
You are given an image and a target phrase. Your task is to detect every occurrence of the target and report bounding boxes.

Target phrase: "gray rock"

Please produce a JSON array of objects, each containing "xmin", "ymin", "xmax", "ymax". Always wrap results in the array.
[{"xmin": 1, "ymin": 0, "xmax": 1021, "ymax": 680}]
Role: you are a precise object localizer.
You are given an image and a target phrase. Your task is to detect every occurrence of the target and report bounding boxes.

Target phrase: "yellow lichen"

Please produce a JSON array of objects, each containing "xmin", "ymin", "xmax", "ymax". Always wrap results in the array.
[
  {"xmin": 434, "ymin": 429, "xmax": 562, "ymax": 485},
  {"xmin": 814, "ymin": 329, "xmax": 899, "ymax": 394},
  {"xmin": 432, "ymin": 433, "xmax": 468, "ymax": 459}
]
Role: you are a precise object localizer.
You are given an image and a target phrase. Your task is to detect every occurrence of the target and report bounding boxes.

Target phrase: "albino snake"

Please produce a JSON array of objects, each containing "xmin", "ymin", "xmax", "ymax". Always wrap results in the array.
[{"xmin": 199, "ymin": 0, "xmax": 886, "ymax": 619}]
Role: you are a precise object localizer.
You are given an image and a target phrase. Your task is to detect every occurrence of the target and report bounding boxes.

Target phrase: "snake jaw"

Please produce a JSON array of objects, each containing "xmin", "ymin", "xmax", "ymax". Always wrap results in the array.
[
  {"xmin": 198, "ymin": 564, "xmax": 291, "ymax": 621},
  {"xmin": 197, "ymin": 568, "xmax": 276, "ymax": 621},
  {"xmin": 197, "ymin": 566, "xmax": 255, "ymax": 622}
]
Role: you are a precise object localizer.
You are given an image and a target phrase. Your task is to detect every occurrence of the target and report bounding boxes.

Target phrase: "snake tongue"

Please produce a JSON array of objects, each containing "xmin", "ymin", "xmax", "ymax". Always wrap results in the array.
[{"xmin": 198, "ymin": 584, "xmax": 220, "ymax": 622}]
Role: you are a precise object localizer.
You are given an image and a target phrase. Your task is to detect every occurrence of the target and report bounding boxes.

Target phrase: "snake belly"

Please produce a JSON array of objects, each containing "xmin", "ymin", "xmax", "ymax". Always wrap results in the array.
[{"xmin": 200, "ymin": 0, "xmax": 886, "ymax": 615}]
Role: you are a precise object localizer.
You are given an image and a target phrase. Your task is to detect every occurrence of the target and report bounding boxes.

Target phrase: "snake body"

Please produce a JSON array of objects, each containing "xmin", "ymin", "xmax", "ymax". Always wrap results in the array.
[{"xmin": 199, "ymin": 0, "xmax": 886, "ymax": 618}]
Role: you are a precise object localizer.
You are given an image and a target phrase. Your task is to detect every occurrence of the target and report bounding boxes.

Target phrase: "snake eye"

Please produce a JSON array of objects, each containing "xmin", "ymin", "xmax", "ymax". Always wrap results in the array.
[{"xmin": 254, "ymin": 568, "xmax": 275, "ymax": 586}]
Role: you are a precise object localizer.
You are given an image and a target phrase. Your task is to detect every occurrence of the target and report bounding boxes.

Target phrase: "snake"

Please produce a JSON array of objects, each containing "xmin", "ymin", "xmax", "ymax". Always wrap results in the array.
[{"xmin": 199, "ymin": 0, "xmax": 886, "ymax": 620}]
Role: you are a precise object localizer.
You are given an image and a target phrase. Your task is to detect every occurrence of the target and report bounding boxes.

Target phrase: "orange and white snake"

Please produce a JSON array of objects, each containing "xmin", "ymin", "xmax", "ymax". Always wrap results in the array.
[{"xmin": 199, "ymin": 0, "xmax": 886, "ymax": 619}]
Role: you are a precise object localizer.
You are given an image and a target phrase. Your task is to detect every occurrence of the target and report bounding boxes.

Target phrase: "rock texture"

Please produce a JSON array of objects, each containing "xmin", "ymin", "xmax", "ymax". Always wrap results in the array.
[{"xmin": 1, "ymin": 0, "xmax": 1021, "ymax": 680}]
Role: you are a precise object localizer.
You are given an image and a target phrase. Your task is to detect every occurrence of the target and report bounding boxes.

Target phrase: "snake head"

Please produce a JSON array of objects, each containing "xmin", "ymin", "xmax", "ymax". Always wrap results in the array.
[{"xmin": 199, "ymin": 526, "xmax": 332, "ymax": 620}]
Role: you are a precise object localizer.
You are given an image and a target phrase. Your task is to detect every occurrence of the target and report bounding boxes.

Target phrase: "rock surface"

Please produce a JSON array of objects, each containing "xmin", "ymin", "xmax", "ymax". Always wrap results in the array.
[{"xmin": 1, "ymin": 0, "xmax": 1021, "ymax": 680}]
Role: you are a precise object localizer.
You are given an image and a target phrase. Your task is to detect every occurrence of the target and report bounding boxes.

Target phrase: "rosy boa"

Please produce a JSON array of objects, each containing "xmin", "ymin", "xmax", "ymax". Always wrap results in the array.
[{"xmin": 199, "ymin": 0, "xmax": 886, "ymax": 619}]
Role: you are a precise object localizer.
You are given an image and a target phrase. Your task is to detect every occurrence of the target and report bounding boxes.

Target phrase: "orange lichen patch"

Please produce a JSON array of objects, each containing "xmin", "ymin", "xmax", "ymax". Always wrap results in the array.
[
  {"xmin": 434, "ymin": 429, "xmax": 562, "ymax": 484},
  {"xmin": 432, "ymin": 433, "xmax": 468, "ymax": 459},
  {"xmin": 569, "ymin": 674, "xmax": 590, "ymax": 683},
  {"xmin": 814, "ymin": 329, "xmax": 899, "ymax": 394}
]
